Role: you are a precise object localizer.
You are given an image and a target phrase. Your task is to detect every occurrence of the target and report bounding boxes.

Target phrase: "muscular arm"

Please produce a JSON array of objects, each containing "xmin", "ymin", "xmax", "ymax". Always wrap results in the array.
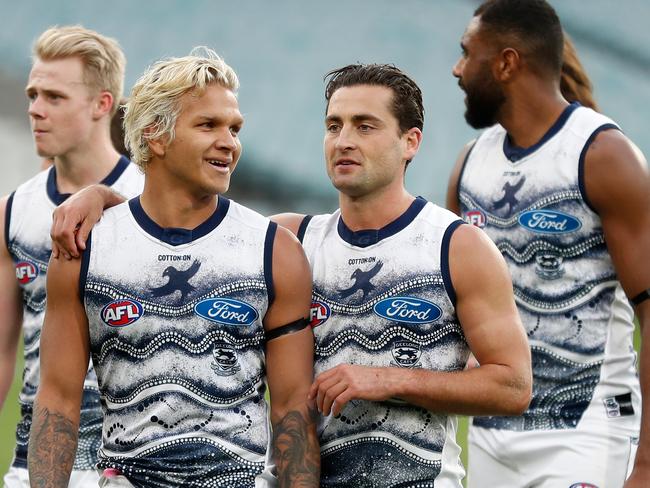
[
  {"xmin": 264, "ymin": 225, "xmax": 319, "ymax": 487},
  {"xmin": 445, "ymin": 140, "xmax": 475, "ymax": 215},
  {"xmin": 310, "ymin": 224, "xmax": 532, "ymax": 417},
  {"xmin": 583, "ymin": 129, "xmax": 650, "ymax": 487},
  {"xmin": 27, "ymin": 256, "xmax": 89, "ymax": 487},
  {"xmin": 50, "ymin": 184, "xmax": 125, "ymax": 259},
  {"xmin": 0, "ymin": 196, "xmax": 23, "ymax": 410}
]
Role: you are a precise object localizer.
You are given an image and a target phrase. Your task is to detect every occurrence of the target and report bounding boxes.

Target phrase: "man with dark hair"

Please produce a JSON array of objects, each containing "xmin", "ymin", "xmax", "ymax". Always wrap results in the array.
[
  {"xmin": 47, "ymin": 62, "xmax": 532, "ymax": 487},
  {"xmin": 273, "ymin": 63, "xmax": 531, "ymax": 487},
  {"xmin": 447, "ymin": 0, "xmax": 650, "ymax": 486}
]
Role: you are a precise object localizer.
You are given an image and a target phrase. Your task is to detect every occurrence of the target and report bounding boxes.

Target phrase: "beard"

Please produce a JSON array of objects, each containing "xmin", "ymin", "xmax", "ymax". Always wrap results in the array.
[{"xmin": 462, "ymin": 68, "xmax": 506, "ymax": 129}]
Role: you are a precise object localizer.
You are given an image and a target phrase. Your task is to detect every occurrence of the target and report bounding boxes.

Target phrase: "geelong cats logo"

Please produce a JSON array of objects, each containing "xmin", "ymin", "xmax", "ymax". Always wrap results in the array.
[
  {"xmin": 211, "ymin": 340, "xmax": 240, "ymax": 376},
  {"xmin": 391, "ymin": 341, "xmax": 421, "ymax": 368}
]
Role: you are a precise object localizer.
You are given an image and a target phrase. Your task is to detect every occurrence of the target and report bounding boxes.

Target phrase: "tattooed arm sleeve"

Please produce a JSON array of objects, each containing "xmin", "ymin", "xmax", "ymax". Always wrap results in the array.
[
  {"xmin": 264, "ymin": 226, "xmax": 320, "ymax": 487},
  {"xmin": 272, "ymin": 406, "xmax": 320, "ymax": 488},
  {"xmin": 28, "ymin": 405, "xmax": 78, "ymax": 487}
]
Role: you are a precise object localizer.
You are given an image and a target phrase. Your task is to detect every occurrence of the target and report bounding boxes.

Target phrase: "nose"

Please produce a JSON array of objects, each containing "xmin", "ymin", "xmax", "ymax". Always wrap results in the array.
[
  {"xmin": 215, "ymin": 128, "xmax": 238, "ymax": 152},
  {"xmin": 452, "ymin": 57, "xmax": 464, "ymax": 79},
  {"xmin": 28, "ymin": 95, "xmax": 45, "ymax": 120},
  {"xmin": 334, "ymin": 125, "xmax": 356, "ymax": 152}
]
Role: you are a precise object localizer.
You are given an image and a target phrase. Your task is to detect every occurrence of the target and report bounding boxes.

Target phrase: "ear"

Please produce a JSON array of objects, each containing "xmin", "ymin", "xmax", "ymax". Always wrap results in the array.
[
  {"xmin": 494, "ymin": 47, "xmax": 520, "ymax": 82},
  {"xmin": 403, "ymin": 127, "xmax": 423, "ymax": 162},
  {"xmin": 145, "ymin": 126, "xmax": 167, "ymax": 158},
  {"xmin": 92, "ymin": 91, "xmax": 115, "ymax": 120}
]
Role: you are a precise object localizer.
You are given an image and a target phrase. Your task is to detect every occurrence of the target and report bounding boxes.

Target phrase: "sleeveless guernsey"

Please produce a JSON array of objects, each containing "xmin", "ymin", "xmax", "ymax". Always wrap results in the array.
[
  {"xmin": 301, "ymin": 197, "xmax": 469, "ymax": 487},
  {"xmin": 82, "ymin": 196, "xmax": 276, "ymax": 488},
  {"xmin": 5, "ymin": 157, "xmax": 143, "ymax": 469},
  {"xmin": 459, "ymin": 103, "xmax": 641, "ymax": 435}
]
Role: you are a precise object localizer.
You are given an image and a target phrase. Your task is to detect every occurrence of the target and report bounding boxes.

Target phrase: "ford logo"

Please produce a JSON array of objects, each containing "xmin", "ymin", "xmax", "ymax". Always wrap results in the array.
[
  {"xmin": 518, "ymin": 210, "xmax": 581, "ymax": 234},
  {"xmin": 194, "ymin": 298, "xmax": 258, "ymax": 326},
  {"xmin": 373, "ymin": 297, "xmax": 442, "ymax": 324}
]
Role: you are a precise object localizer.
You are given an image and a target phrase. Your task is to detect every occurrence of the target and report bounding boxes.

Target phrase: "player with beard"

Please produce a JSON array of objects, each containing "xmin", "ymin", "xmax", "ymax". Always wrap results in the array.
[{"xmin": 446, "ymin": 1, "xmax": 650, "ymax": 487}]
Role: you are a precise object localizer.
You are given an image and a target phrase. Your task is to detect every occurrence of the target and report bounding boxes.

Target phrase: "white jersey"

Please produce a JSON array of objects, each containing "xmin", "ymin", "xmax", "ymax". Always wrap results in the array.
[
  {"xmin": 301, "ymin": 197, "xmax": 469, "ymax": 488},
  {"xmin": 5, "ymin": 157, "xmax": 143, "ymax": 470},
  {"xmin": 458, "ymin": 103, "xmax": 641, "ymax": 435},
  {"xmin": 82, "ymin": 196, "xmax": 275, "ymax": 488}
]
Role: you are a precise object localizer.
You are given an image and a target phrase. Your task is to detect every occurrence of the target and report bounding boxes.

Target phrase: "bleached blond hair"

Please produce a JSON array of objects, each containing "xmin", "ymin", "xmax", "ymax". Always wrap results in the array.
[
  {"xmin": 124, "ymin": 47, "xmax": 239, "ymax": 171},
  {"xmin": 33, "ymin": 25, "xmax": 125, "ymax": 116}
]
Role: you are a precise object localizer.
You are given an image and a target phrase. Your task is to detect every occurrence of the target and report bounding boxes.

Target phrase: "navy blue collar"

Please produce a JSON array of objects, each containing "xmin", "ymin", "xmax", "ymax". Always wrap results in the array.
[
  {"xmin": 47, "ymin": 155, "xmax": 131, "ymax": 206},
  {"xmin": 337, "ymin": 196, "xmax": 427, "ymax": 248},
  {"xmin": 503, "ymin": 102, "xmax": 579, "ymax": 162},
  {"xmin": 128, "ymin": 195, "xmax": 230, "ymax": 246}
]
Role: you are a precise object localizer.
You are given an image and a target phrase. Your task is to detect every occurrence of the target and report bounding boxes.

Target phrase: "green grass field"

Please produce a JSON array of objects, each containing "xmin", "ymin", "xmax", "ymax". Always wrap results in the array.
[{"xmin": 0, "ymin": 326, "xmax": 641, "ymax": 483}]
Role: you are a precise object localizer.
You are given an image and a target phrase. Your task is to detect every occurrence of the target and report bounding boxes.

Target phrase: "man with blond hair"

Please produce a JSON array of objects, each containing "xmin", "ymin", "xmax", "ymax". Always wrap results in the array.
[
  {"xmin": 28, "ymin": 47, "xmax": 320, "ymax": 488},
  {"xmin": 0, "ymin": 25, "xmax": 143, "ymax": 487}
]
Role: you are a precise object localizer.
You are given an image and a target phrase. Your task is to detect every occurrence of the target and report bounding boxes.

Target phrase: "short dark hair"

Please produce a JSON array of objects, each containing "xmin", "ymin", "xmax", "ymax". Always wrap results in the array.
[
  {"xmin": 475, "ymin": 0, "xmax": 563, "ymax": 77},
  {"xmin": 324, "ymin": 64, "xmax": 424, "ymax": 133}
]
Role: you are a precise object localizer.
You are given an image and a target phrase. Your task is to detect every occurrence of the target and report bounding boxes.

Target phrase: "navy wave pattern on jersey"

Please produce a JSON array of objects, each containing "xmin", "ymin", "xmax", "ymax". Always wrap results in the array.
[
  {"xmin": 314, "ymin": 275, "xmax": 467, "ymax": 487},
  {"xmin": 9, "ymin": 235, "xmax": 103, "ymax": 470},
  {"xmin": 86, "ymin": 277, "xmax": 269, "ymax": 487},
  {"xmin": 461, "ymin": 190, "xmax": 615, "ymax": 431}
]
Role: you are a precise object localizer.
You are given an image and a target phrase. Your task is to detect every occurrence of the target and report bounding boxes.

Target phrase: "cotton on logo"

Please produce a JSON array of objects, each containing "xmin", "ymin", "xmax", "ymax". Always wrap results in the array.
[
  {"xmin": 101, "ymin": 300, "xmax": 144, "ymax": 327},
  {"xmin": 15, "ymin": 261, "xmax": 38, "ymax": 284}
]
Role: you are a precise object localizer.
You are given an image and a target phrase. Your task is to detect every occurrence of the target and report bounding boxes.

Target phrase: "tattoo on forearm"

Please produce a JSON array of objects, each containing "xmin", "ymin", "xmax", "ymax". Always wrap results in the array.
[
  {"xmin": 273, "ymin": 406, "xmax": 320, "ymax": 487},
  {"xmin": 28, "ymin": 405, "xmax": 77, "ymax": 488}
]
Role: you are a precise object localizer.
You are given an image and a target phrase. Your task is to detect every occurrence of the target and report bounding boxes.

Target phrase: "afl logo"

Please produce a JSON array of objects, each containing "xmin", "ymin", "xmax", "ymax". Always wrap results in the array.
[
  {"xmin": 464, "ymin": 209, "xmax": 486, "ymax": 228},
  {"xmin": 101, "ymin": 300, "xmax": 143, "ymax": 327},
  {"xmin": 373, "ymin": 297, "xmax": 442, "ymax": 324},
  {"xmin": 194, "ymin": 298, "xmax": 258, "ymax": 326},
  {"xmin": 518, "ymin": 210, "xmax": 581, "ymax": 234},
  {"xmin": 15, "ymin": 261, "xmax": 38, "ymax": 284},
  {"xmin": 309, "ymin": 301, "xmax": 331, "ymax": 328}
]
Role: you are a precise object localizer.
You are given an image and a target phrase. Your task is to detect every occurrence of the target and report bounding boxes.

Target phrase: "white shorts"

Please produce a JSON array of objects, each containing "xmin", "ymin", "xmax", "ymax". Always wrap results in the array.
[
  {"xmin": 3, "ymin": 466, "xmax": 100, "ymax": 488},
  {"xmin": 467, "ymin": 425, "xmax": 638, "ymax": 488}
]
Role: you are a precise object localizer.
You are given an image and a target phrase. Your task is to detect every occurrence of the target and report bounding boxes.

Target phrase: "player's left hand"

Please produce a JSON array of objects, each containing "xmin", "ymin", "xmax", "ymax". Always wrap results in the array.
[{"xmin": 308, "ymin": 364, "xmax": 393, "ymax": 416}]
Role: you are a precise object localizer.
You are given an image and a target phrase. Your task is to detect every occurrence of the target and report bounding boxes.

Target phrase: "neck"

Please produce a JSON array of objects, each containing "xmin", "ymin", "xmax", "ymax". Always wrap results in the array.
[
  {"xmin": 498, "ymin": 78, "xmax": 569, "ymax": 149},
  {"xmin": 139, "ymin": 177, "xmax": 218, "ymax": 230},
  {"xmin": 53, "ymin": 132, "xmax": 121, "ymax": 194},
  {"xmin": 339, "ymin": 186, "xmax": 415, "ymax": 231}
]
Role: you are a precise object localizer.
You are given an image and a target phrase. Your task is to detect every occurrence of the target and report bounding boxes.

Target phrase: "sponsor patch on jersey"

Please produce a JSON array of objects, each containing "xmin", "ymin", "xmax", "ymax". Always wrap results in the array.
[
  {"xmin": 101, "ymin": 300, "xmax": 144, "ymax": 327},
  {"xmin": 373, "ymin": 296, "xmax": 442, "ymax": 324},
  {"xmin": 391, "ymin": 341, "xmax": 421, "ymax": 368},
  {"xmin": 464, "ymin": 209, "xmax": 486, "ymax": 228},
  {"xmin": 518, "ymin": 210, "xmax": 582, "ymax": 234},
  {"xmin": 603, "ymin": 392, "xmax": 634, "ymax": 418},
  {"xmin": 569, "ymin": 483, "xmax": 599, "ymax": 488},
  {"xmin": 309, "ymin": 301, "xmax": 330, "ymax": 327},
  {"xmin": 15, "ymin": 260, "xmax": 38, "ymax": 284},
  {"xmin": 194, "ymin": 298, "xmax": 258, "ymax": 326}
]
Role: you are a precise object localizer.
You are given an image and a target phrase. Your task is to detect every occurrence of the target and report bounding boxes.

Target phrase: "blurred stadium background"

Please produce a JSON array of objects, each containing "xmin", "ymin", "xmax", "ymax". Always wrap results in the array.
[{"xmin": 1, "ymin": 0, "xmax": 648, "ymax": 482}]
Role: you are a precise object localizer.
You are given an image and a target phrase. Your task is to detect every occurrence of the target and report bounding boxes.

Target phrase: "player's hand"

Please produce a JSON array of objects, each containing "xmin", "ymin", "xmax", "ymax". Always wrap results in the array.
[
  {"xmin": 308, "ymin": 364, "xmax": 392, "ymax": 416},
  {"xmin": 50, "ymin": 185, "xmax": 107, "ymax": 259}
]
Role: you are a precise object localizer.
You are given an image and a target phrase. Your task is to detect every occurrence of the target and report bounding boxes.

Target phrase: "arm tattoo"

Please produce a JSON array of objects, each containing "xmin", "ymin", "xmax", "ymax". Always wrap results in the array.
[
  {"xmin": 28, "ymin": 405, "xmax": 78, "ymax": 488},
  {"xmin": 272, "ymin": 406, "xmax": 320, "ymax": 487}
]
